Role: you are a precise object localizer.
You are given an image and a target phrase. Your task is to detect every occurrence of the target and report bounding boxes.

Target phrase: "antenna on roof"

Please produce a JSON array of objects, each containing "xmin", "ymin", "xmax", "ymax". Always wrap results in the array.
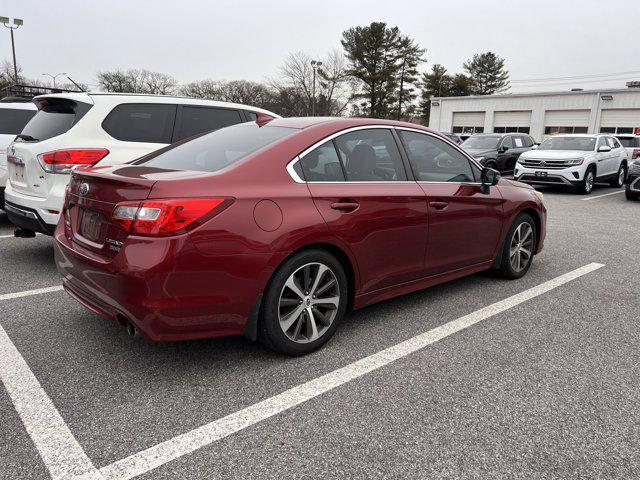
[{"xmin": 66, "ymin": 76, "xmax": 85, "ymax": 92}]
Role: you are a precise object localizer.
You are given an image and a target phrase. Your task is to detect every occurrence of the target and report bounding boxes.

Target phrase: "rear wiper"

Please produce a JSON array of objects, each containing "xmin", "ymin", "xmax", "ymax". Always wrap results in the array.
[{"xmin": 16, "ymin": 134, "xmax": 39, "ymax": 142}]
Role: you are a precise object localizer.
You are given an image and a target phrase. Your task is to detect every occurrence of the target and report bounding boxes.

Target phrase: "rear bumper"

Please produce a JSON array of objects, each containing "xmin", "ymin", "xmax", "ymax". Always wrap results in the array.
[
  {"xmin": 4, "ymin": 183, "xmax": 63, "ymax": 232},
  {"xmin": 4, "ymin": 201, "xmax": 57, "ymax": 234},
  {"xmin": 54, "ymin": 224, "xmax": 271, "ymax": 342}
]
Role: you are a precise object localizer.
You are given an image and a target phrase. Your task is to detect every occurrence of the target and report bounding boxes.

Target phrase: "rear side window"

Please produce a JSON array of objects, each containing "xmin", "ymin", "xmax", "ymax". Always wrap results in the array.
[
  {"xmin": 616, "ymin": 137, "xmax": 634, "ymax": 148},
  {"xmin": 134, "ymin": 123, "xmax": 296, "ymax": 172},
  {"xmin": 299, "ymin": 141, "xmax": 345, "ymax": 181},
  {"xmin": 0, "ymin": 108, "xmax": 36, "ymax": 135},
  {"xmin": 20, "ymin": 98, "xmax": 91, "ymax": 142},
  {"xmin": 333, "ymin": 129, "xmax": 407, "ymax": 181},
  {"xmin": 244, "ymin": 111, "xmax": 258, "ymax": 122},
  {"xmin": 102, "ymin": 103, "xmax": 177, "ymax": 144},
  {"xmin": 174, "ymin": 107, "xmax": 243, "ymax": 141}
]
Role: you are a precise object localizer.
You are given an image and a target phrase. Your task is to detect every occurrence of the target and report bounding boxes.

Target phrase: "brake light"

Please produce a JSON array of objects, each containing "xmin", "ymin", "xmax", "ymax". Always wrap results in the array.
[
  {"xmin": 38, "ymin": 149, "xmax": 109, "ymax": 174},
  {"xmin": 111, "ymin": 198, "xmax": 229, "ymax": 236}
]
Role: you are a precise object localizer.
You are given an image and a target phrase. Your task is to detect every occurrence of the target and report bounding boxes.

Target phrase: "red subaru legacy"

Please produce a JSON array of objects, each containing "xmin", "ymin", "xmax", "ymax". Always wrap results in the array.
[{"xmin": 55, "ymin": 117, "xmax": 546, "ymax": 355}]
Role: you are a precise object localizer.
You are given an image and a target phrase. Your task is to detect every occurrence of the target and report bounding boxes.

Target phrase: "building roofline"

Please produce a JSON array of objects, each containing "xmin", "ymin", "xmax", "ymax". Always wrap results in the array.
[{"xmin": 431, "ymin": 87, "xmax": 640, "ymax": 102}]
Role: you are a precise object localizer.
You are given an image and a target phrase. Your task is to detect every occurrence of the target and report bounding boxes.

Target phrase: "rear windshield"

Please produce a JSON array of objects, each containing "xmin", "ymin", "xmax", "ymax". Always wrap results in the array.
[
  {"xmin": 20, "ymin": 99, "xmax": 91, "ymax": 142},
  {"xmin": 539, "ymin": 136, "xmax": 596, "ymax": 151},
  {"xmin": 134, "ymin": 123, "xmax": 297, "ymax": 172},
  {"xmin": 461, "ymin": 136, "xmax": 500, "ymax": 150},
  {"xmin": 616, "ymin": 136, "xmax": 639, "ymax": 148},
  {"xmin": 0, "ymin": 108, "xmax": 36, "ymax": 135}
]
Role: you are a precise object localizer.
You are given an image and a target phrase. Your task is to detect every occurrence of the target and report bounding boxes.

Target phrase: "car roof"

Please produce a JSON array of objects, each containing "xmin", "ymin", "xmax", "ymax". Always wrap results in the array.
[
  {"xmin": 31, "ymin": 92, "xmax": 281, "ymax": 117},
  {"xmin": 265, "ymin": 116, "xmax": 437, "ymax": 132}
]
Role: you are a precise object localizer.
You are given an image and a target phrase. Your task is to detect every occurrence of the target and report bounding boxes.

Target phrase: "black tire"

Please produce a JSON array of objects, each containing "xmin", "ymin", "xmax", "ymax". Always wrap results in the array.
[
  {"xmin": 259, "ymin": 249, "xmax": 348, "ymax": 356},
  {"xmin": 625, "ymin": 187, "xmax": 640, "ymax": 201},
  {"xmin": 496, "ymin": 213, "xmax": 537, "ymax": 279},
  {"xmin": 610, "ymin": 164, "xmax": 626, "ymax": 188},
  {"xmin": 578, "ymin": 167, "xmax": 596, "ymax": 194},
  {"xmin": 485, "ymin": 160, "xmax": 499, "ymax": 172}
]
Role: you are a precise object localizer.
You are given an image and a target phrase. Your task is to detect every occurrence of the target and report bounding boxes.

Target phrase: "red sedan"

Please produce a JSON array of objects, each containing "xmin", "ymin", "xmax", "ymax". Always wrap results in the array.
[{"xmin": 54, "ymin": 117, "xmax": 546, "ymax": 355}]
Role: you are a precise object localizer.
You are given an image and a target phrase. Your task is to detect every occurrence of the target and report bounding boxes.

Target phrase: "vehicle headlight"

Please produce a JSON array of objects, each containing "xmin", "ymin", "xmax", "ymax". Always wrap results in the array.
[
  {"xmin": 563, "ymin": 158, "xmax": 584, "ymax": 166},
  {"xmin": 532, "ymin": 190, "xmax": 544, "ymax": 205},
  {"xmin": 517, "ymin": 157, "xmax": 526, "ymax": 164}
]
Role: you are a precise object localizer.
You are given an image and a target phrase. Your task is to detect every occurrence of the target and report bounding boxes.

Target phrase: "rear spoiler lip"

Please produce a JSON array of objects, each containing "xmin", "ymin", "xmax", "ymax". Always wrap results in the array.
[{"xmin": 32, "ymin": 92, "xmax": 94, "ymax": 108}]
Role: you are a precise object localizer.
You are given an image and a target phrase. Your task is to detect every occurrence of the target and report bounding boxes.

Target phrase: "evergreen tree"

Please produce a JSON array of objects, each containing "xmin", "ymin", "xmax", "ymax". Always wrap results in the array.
[
  {"xmin": 450, "ymin": 73, "xmax": 475, "ymax": 96},
  {"xmin": 395, "ymin": 36, "xmax": 426, "ymax": 120},
  {"xmin": 418, "ymin": 64, "xmax": 452, "ymax": 123},
  {"xmin": 463, "ymin": 52, "xmax": 509, "ymax": 95},
  {"xmin": 341, "ymin": 22, "xmax": 405, "ymax": 118}
]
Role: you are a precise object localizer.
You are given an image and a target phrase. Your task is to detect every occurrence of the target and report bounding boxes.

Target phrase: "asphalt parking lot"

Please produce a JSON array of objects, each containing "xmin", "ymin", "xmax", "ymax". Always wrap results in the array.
[{"xmin": 1, "ymin": 183, "xmax": 639, "ymax": 480}]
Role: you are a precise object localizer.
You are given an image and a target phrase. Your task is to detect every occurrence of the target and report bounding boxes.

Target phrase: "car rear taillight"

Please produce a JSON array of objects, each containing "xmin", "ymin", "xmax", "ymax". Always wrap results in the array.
[
  {"xmin": 111, "ymin": 198, "xmax": 230, "ymax": 236},
  {"xmin": 38, "ymin": 149, "xmax": 109, "ymax": 174},
  {"xmin": 633, "ymin": 149, "xmax": 640, "ymax": 159}
]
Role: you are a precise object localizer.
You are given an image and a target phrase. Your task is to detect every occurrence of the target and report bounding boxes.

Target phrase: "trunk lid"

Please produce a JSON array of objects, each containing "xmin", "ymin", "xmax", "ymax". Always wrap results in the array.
[{"xmin": 64, "ymin": 165, "xmax": 181, "ymax": 257}]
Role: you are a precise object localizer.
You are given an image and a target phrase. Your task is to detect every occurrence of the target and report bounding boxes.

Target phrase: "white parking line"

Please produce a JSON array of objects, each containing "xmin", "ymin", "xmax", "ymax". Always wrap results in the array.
[
  {"xmin": 0, "ymin": 233, "xmax": 15, "ymax": 239},
  {"xmin": 97, "ymin": 262, "xmax": 605, "ymax": 480},
  {"xmin": 582, "ymin": 190, "xmax": 625, "ymax": 201},
  {"xmin": 0, "ymin": 286, "xmax": 63, "ymax": 302},
  {"xmin": 0, "ymin": 323, "xmax": 103, "ymax": 479}
]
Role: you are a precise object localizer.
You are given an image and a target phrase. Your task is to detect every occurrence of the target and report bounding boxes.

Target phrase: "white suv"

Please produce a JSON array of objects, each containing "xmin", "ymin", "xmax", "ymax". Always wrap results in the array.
[
  {"xmin": 0, "ymin": 99, "xmax": 37, "ymax": 210},
  {"xmin": 4, "ymin": 93, "xmax": 279, "ymax": 236},
  {"xmin": 514, "ymin": 134, "xmax": 628, "ymax": 194}
]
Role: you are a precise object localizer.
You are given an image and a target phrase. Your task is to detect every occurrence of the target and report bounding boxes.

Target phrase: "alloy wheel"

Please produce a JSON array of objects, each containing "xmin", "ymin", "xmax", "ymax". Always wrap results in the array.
[
  {"xmin": 278, "ymin": 262, "xmax": 340, "ymax": 344},
  {"xmin": 509, "ymin": 222, "xmax": 534, "ymax": 273},
  {"xmin": 585, "ymin": 171, "xmax": 594, "ymax": 193},
  {"xmin": 618, "ymin": 168, "xmax": 625, "ymax": 186}
]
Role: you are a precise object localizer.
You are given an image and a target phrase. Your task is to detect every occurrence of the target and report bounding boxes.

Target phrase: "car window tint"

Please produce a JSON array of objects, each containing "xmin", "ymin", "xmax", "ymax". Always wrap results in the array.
[
  {"xmin": 333, "ymin": 129, "xmax": 407, "ymax": 181},
  {"xmin": 0, "ymin": 108, "xmax": 36, "ymax": 135},
  {"xmin": 102, "ymin": 103, "xmax": 177, "ymax": 144},
  {"xmin": 597, "ymin": 137, "xmax": 608, "ymax": 149},
  {"xmin": 299, "ymin": 141, "xmax": 345, "ymax": 181},
  {"xmin": 134, "ymin": 123, "xmax": 296, "ymax": 172},
  {"xmin": 21, "ymin": 98, "xmax": 90, "ymax": 142},
  {"xmin": 399, "ymin": 130, "xmax": 475, "ymax": 183},
  {"xmin": 523, "ymin": 135, "xmax": 534, "ymax": 147},
  {"xmin": 513, "ymin": 136, "xmax": 524, "ymax": 148},
  {"xmin": 174, "ymin": 107, "xmax": 243, "ymax": 141},
  {"xmin": 501, "ymin": 136, "xmax": 514, "ymax": 149},
  {"xmin": 244, "ymin": 111, "xmax": 258, "ymax": 122}
]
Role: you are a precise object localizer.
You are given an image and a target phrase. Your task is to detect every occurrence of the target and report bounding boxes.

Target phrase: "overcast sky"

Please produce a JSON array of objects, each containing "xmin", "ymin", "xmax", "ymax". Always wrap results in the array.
[{"xmin": 3, "ymin": 0, "xmax": 640, "ymax": 93}]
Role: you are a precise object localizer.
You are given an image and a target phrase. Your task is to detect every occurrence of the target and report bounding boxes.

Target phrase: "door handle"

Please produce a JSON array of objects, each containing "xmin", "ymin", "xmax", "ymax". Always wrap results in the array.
[
  {"xmin": 330, "ymin": 201, "xmax": 359, "ymax": 212},
  {"xmin": 429, "ymin": 201, "xmax": 449, "ymax": 210}
]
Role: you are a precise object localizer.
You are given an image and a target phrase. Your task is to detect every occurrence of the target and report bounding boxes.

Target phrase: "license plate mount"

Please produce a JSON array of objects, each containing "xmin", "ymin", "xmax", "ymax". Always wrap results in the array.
[
  {"xmin": 80, "ymin": 209, "xmax": 102, "ymax": 242},
  {"xmin": 535, "ymin": 171, "xmax": 548, "ymax": 178}
]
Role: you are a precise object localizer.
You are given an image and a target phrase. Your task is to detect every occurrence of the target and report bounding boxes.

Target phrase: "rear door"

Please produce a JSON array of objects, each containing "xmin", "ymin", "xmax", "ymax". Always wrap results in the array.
[
  {"xmin": 301, "ymin": 127, "xmax": 428, "ymax": 293},
  {"xmin": 397, "ymin": 129, "xmax": 504, "ymax": 276}
]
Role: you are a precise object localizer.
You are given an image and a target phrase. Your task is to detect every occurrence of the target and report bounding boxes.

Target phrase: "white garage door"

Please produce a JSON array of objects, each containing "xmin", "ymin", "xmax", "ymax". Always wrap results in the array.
[
  {"xmin": 494, "ymin": 111, "xmax": 532, "ymax": 127},
  {"xmin": 544, "ymin": 110, "xmax": 590, "ymax": 127},
  {"xmin": 600, "ymin": 109, "xmax": 640, "ymax": 134},
  {"xmin": 452, "ymin": 112, "xmax": 485, "ymax": 135}
]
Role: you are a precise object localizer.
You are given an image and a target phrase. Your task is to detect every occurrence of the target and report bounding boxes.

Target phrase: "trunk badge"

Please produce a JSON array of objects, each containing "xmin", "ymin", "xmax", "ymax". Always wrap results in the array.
[{"xmin": 79, "ymin": 183, "xmax": 90, "ymax": 196}]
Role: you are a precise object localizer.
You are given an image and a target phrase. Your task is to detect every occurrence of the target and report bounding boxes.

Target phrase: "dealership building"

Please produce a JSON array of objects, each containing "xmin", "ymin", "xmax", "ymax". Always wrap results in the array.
[{"xmin": 428, "ymin": 85, "xmax": 640, "ymax": 142}]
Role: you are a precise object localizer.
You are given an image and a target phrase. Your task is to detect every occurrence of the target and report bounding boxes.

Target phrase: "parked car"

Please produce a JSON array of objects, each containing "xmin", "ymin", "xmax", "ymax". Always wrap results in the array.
[
  {"xmin": 460, "ymin": 133, "xmax": 536, "ymax": 173},
  {"xmin": 625, "ymin": 159, "xmax": 640, "ymax": 201},
  {"xmin": 440, "ymin": 132, "xmax": 462, "ymax": 144},
  {"xmin": 4, "ymin": 92, "xmax": 279, "ymax": 236},
  {"xmin": 515, "ymin": 134, "xmax": 628, "ymax": 194},
  {"xmin": 55, "ymin": 117, "xmax": 546, "ymax": 355},
  {"xmin": 614, "ymin": 134, "xmax": 640, "ymax": 161},
  {"xmin": 0, "ymin": 98, "xmax": 37, "ymax": 210}
]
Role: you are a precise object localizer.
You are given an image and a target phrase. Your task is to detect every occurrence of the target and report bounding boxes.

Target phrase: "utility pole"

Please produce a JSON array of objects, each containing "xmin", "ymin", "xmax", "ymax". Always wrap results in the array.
[
  {"xmin": 310, "ymin": 60, "xmax": 323, "ymax": 116},
  {"xmin": 1, "ymin": 16, "xmax": 23, "ymax": 83},
  {"xmin": 42, "ymin": 72, "xmax": 66, "ymax": 88}
]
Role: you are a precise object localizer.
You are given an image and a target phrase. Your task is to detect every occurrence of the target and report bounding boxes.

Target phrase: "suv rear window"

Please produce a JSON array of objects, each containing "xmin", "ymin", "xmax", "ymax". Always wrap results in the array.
[
  {"xmin": 0, "ymin": 108, "xmax": 36, "ymax": 135},
  {"xmin": 174, "ymin": 106, "xmax": 242, "ymax": 142},
  {"xmin": 616, "ymin": 136, "xmax": 640, "ymax": 148},
  {"xmin": 134, "ymin": 123, "xmax": 296, "ymax": 173},
  {"xmin": 20, "ymin": 98, "xmax": 91, "ymax": 142},
  {"xmin": 102, "ymin": 103, "xmax": 177, "ymax": 144}
]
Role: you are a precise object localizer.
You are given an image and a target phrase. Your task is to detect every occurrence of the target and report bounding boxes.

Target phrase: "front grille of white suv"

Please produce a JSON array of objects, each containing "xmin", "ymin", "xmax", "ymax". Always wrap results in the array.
[{"xmin": 520, "ymin": 159, "xmax": 567, "ymax": 170}]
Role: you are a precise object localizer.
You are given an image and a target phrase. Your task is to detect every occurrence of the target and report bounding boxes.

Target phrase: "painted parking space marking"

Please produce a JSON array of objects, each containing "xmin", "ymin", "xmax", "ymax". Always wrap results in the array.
[
  {"xmin": 95, "ymin": 262, "xmax": 604, "ymax": 480},
  {"xmin": 0, "ymin": 321, "xmax": 103, "ymax": 479},
  {"xmin": 0, "ymin": 286, "xmax": 63, "ymax": 302},
  {"xmin": 582, "ymin": 190, "xmax": 625, "ymax": 201}
]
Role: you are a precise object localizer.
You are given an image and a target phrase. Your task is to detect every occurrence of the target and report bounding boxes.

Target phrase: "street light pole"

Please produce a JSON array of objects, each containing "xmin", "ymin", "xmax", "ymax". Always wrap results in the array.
[
  {"xmin": 42, "ymin": 72, "xmax": 67, "ymax": 88},
  {"xmin": 310, "ymin": 60, "xmax": 323, "ymax": 117},
  {"xmin": 1, "ymin": 16, "xmax": 24, "ymax": 83}
]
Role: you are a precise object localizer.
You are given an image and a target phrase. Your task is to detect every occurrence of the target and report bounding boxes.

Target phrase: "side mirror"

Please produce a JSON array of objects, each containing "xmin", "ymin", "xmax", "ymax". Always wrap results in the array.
[
  {"xmin": 480, "ymin": 167, "xmax": 500, "ymax": 193},
  {"xmin": 531, "ymin": 144, "xmax": 539, "ymax": 150},
  {"xmin": 598, "ymin": 145, "xmax": 612, "ymax": 153},
  {"xmin": 499, "ymin": 145, "xmax": 509, "ymax": 153}
]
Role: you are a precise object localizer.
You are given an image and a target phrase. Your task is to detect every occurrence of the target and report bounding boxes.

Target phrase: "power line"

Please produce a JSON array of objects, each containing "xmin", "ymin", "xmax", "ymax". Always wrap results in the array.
[{"xmin": 511, "ymin": 70, "xmax": 640, "ymax": 83}]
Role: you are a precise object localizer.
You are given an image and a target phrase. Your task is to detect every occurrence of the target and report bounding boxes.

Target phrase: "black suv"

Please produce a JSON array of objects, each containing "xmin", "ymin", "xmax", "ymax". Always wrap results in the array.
[{"xmin": 460, "ymin": 133, "xmax": 536, "ymax": 173}]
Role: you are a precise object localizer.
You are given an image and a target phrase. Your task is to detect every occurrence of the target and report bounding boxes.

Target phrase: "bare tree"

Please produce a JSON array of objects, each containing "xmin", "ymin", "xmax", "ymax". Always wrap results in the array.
[
  {"xmin": 271, "ymin": 49, "xmax": 353, "ymax": 116},
  {"xmin": 96, "ymin": 69, "xmax": 177, "ymax": 94}
]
